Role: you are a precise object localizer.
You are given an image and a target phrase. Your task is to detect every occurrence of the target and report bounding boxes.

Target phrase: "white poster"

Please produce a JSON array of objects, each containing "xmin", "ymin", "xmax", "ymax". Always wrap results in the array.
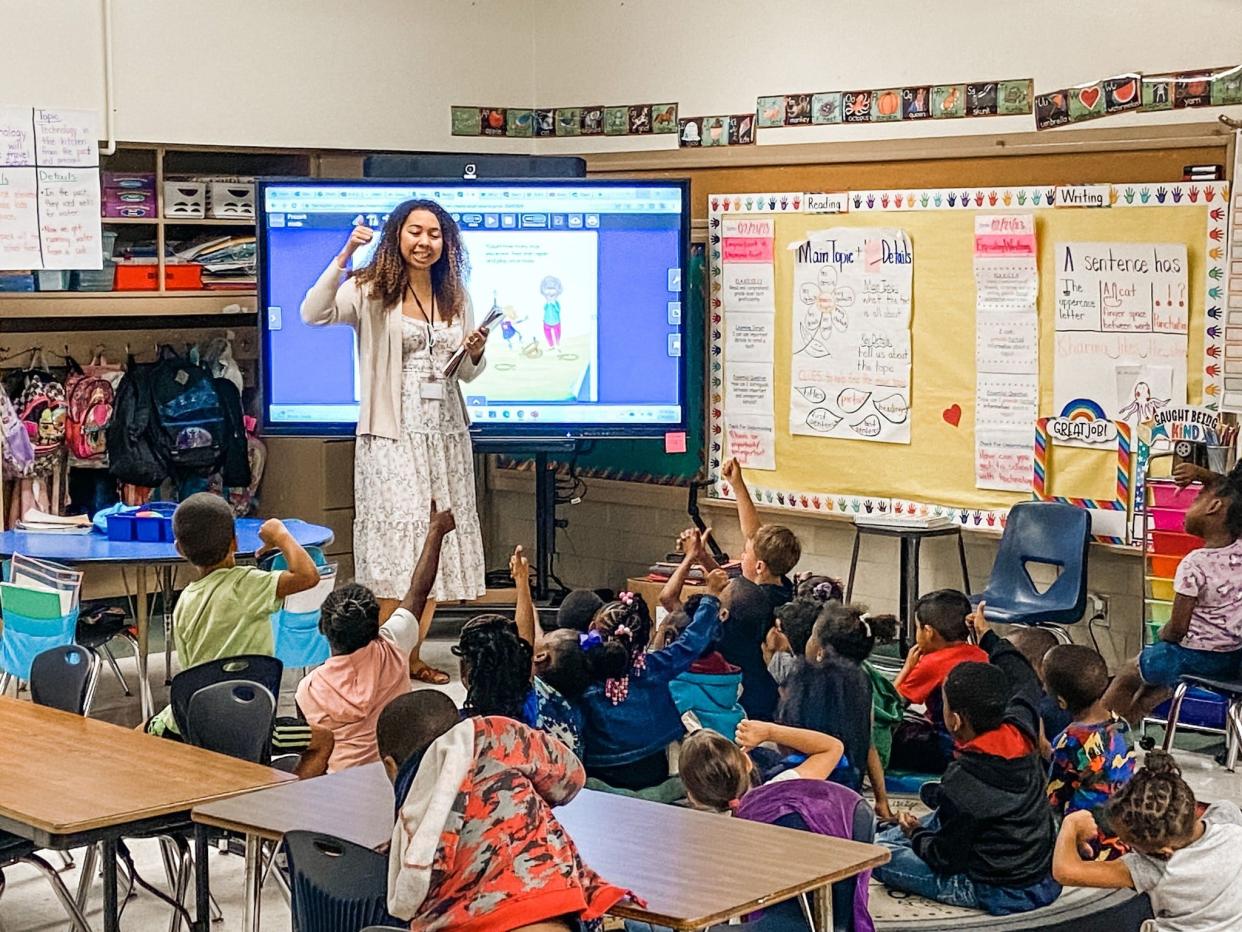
[
  {"xmin": 726, "ymin": 417, "xmax": 776, "ymax": 470},
  {"xmin": 36, "ymin": 168, "xmax": 101, "ymax": 270},
  {"xmin": 976, "ymin": 312, "xmax": 1039, "ymax": 374},
  {"xmin": 1053, "ymin": 242, "xmax": 1188, "ymax": 427},
  {"xmin": 977, "ymin": 372, "xmax": 1039, "ymax": 431},
  {"xmin": 0, "ymin": 167, "xmax": 42, "ymax": 269},
  {"xmin": 976, "ymin": 430, "xmax": 1035, "ymax": 492},
  {"xmin": 721, "ymin": 263, "xmax": 775, "ymax": 312},
  {"xmin": 724, "ymin": 313, "xmax": 774, "ymax": 363},
  {"xmin": 788, "ymin": 228, "xmax": 913, "ymax": 443},
  {"xmin": 725, "ymin": 362, "xmax": 774, "ymax": 417}
]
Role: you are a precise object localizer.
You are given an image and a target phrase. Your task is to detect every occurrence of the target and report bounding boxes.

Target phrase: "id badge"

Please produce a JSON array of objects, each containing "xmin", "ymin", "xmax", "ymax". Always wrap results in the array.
[{"xmin": 420, "ymin": 380, "xmax": 446, "ymax": 401}]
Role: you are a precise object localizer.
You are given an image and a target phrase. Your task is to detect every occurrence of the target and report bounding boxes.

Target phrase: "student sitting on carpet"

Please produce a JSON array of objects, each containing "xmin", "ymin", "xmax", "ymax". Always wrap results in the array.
[
  {"xmin": 874, "ymin": 603, "xmax": 1061, "ymax": 916},
  {"xmin": 1042, "ymin": 644, "xmax": 1135, "ymax": 859},
  {"xmin": 1008, "ymin": 625, "xmax": 1073, "ymax": 756},
  {"xmin": 1053, "ymin": 749, "xmax": 1242, "ymax": 932},
  {"xmin": 296, "ymin": 503, "xmax": 454, "ymax": 772},
  {"xmin": 579, "ymin": 570, "xmax": 727, "ymax": 791},
  {"xmin": 889, "ymin": 589, "xmax": 988, "ymax": 775},
  {"xmin": 378, "ymin": 690, "xmax": 633, "ymax": 932}
]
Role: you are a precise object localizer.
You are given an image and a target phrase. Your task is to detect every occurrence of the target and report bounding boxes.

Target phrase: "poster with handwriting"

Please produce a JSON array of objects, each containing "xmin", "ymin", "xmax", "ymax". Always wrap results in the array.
[
  {"xmin": 37, "ymin": 168, "xmax": 101, "ymax": 270},
  {"xmin": 33, "ymin": 109, "xmax": 98, "ymax": 167},
  {"xmin": 0, "ymin": 107, "xmax": 37, "ymax": 166},
  {"xmin": 724, "ymin": 314, "xmax": 774, "ymax": 363},
  {"xmin": 0, "ymin": 168, "xmax": 42, "ymax": 269},
  {"xmin": 726, "ymin": 417, "xmax": 776, "ymax": 470},
  {"xmin": 1053, "ymin": 242, "xmax": 1188, "ymax": 434},
  {"xmin": 975, "ymin": 431, "xmax": 1034, "ymax": 492},
  {"xmin": 788, "ymin": 228, "xmax": 913, "ymax": 443}
]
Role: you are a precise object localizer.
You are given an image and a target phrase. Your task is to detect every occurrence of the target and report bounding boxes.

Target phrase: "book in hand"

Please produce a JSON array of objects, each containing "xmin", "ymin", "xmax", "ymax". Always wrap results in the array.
[{"xmin": 442, "ymin": 304, "xmax": 505, "ymax": 379}]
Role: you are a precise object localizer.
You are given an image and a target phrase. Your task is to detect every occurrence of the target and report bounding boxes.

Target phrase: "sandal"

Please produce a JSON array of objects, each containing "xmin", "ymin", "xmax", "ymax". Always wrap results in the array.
[{"xmin": 410, "ymin": 663, "xmax": 451, "ymax": 686}]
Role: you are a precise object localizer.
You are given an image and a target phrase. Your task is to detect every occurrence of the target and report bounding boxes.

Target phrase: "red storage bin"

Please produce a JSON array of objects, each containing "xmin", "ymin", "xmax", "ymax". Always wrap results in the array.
[
  {"xmin": 1148, "ymin": 480, "xmax": 1201, "ymax": 511},
  {"xmin": 1149, "ymin": 507, "xmax": 1190, "ymax": 532},
  {"xmin": 1151, "ymin": 531, "xmax": 1204, "ymax": 557},
  {"xmin": 114, "ymin": 263, "xmax": 204, "ymax": 291},
  {"xmin": 164, "ymin": 264, "xmax": 203, "ymax": 290},
  {"xmin": 1150, "ymin": 554, "xmax": 1183, "ymax": 579}
]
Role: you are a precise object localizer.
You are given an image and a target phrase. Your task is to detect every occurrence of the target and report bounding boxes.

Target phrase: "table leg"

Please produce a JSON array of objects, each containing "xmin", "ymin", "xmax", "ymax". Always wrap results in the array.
[
  {"xmin": 162, "ymin": 566, "xmax": 176, "ymax": 686},
  {"xmin": 101, "ymin": 837, "xmax": 120, "ymax": 932},
  {"xmin": 811, "ymin": 883, "xmax": 832, "ymax": 930},
  {"xmin": 134, "ymin": 565, "xmax": 149, "ymax": 686},
  {"xmin": 907, "ymin": 538, "xmax": 922, "ymax": 654},
  {"xmin": 898, "ymin": 539, "xmax": 912, "ymax": 656},
  {"xmin": 194, "ymin": 824, "xmax": 210, "ymax": 932},
  {"xmin": 242, "ymin": 833, "xmax": 262, "ymax": 932},
  {"xmin": 956, "ymin": 530, "xmax": 972, "ymax": 594},
  {"xmin": 845, "ymin": 529, "xmax": 862, "ymax": 602}
]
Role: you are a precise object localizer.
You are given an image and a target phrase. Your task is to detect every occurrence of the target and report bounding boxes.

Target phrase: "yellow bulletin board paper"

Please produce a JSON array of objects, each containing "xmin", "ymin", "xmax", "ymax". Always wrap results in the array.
[{"xmin": 707, "ymin": 184, "xmax": 1226, "ymax": 531}]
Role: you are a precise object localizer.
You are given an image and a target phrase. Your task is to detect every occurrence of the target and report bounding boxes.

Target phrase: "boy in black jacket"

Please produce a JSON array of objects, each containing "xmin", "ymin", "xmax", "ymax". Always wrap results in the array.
[{"xmin": 874, "ymin": 604, "xmax": 1062, "ymax": 915}]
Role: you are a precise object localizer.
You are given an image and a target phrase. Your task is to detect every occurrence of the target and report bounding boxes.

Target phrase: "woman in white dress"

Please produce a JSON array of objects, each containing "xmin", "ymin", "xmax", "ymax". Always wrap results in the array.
[{"xmin": 301, "ymin": 200, "xmax": 489, "ymax": 683}]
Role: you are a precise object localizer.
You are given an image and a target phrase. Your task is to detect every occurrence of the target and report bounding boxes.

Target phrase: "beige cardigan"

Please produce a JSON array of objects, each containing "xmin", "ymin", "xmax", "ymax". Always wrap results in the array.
[{"xmin": 300, "ymin": 258, "xmax": 486, "ymax": 440}]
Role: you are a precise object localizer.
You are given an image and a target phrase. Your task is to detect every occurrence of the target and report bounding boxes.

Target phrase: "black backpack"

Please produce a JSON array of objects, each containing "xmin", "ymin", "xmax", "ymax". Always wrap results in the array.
[
  {"xmin": 212, "ymin": 376, "xmax": 251, "ymax": 489},
  {"xmin": 149, "ymin": 346, "xmax": 227, "ymax": 476},
  {"xmin": 107, "ymin": 353, "xmax": 169, "ymax": 487}
]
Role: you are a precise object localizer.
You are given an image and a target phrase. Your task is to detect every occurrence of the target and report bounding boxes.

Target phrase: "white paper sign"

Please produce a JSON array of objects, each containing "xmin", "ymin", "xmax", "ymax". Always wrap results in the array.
[
  {"xmin": 975, "ymin": 430, "xmax": 1035, "ymax": 492},
  {"xmin": 788, "ymin": 228, "xmax": 914, "ymax": 443},
  {"xmin": 722, "ymin": 262, "xmax": 775, "ymax": 312},
  {"xmin": 977, "ymin": 313, "xmax": 1039, "ymax": 374},
  {"xmin": 0, "ymin": 167, "xmax": 42, "ymax": 269},
  {"xmin": 37, "ymin": 168, "xmax": 102, "ymax": 270},
  {"xmin": 725, "ymin": 362, "xmax": 774, "ymax": 417},
  {"xmin": 726, "ymin": 418, "xmax": 776, "ymax": 470},
  {"xmin": 0, "ymin": 107, "xmax": 37, "ymax": 166},
  {"xmin": 977, "ymin": 373, "xmax": 1039, "ymax": 430},
  {"xmin": 724, "ymin": 313, "xmax": 774, "ymax": 363},
  {"xmin": 33, "ymin": 109, "xmax": 98, "ymax": 167}
]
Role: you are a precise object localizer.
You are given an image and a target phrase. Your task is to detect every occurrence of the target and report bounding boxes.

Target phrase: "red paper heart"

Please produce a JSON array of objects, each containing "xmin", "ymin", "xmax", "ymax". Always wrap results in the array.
[
  {"xmin": 1078, "ymin": 86, "xmax": 1101, "ymax": 110},
  {"xmin": 942, "ymin": 404, "xmax": 962, "ymax": 427}
]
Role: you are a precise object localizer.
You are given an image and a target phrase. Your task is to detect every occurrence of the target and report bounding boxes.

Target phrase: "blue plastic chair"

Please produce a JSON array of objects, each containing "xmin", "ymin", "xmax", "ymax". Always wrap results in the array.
[
  {"xmin": 284, "ymin": 831, "xmax": 398, "ymax": 932},
  {"xmin": 970, "ymin": 501, "xmax": 1091, "ymax": 628},
  {"xmin": 259, "ymin": 547, "xmax": 334, "ymax": 670}
]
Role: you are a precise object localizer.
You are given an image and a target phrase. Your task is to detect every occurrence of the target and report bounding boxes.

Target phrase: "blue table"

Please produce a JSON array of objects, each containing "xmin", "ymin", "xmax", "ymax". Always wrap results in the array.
[{"xmin": 0, "ymin": 519, "xmax": 333, "ymax": 716}]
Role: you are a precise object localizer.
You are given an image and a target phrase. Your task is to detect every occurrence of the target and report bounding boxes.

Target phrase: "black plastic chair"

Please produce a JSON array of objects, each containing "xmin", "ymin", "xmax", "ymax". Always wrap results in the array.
[
  {"xmin": 1162, "ymin": 673, "xmax": 1242, "ymax": 771},
  {"xmin": 284, "ymin": 831, "xmax": 398, "ymax": 932},
  {"xmin": 0, "ymin": 833, "xmax": 93, "ymax": 931},
  {"xmin": 29, "ymin": 644, "xmax": 97, "ymax": 715},
  {"xmin": 185, "ymin": 681, "xmax": 277, "ymax": 765},
  {"xmin": 971, "ymin": 501, "xmax": 1091, "ymax": 631},
  {"xmin": 169, "ymin": 654, "xmax": 283, "ymax": 737}
]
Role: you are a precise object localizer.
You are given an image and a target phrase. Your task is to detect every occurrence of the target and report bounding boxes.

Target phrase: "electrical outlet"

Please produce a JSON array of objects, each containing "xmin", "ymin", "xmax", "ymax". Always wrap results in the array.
[{"xmin": 1086, "ymin": 592, "xmax": 1110, "ymax": 627}]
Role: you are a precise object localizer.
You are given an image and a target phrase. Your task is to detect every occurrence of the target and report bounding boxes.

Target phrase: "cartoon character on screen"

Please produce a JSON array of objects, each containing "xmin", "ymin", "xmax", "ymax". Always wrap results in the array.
[
  {"xmin": 540, "ymin": 275, "xmax": 564, "ymax": 351},
  {"xmin": 795, "ymin": 264, "xmax": 851, "ymax": 358},
  {"xmin": 499, "ymin": 305, "xmax": 528, "ymax": 353},
  {"xmin": 1118, "ymin": 380, "xmax": 1170, "ymax": 425}
]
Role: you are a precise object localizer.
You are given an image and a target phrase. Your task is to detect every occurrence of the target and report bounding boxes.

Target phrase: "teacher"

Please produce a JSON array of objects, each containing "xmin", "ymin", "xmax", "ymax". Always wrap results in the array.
[{"xmin": 301, "ymin": 199, "xmax": 489, "ymax": 684}]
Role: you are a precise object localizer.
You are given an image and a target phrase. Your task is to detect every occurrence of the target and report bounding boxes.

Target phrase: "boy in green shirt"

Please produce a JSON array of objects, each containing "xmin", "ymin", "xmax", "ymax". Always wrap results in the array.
[{"xmin": 148, "ymin": 494, "xmax": 331, "ymax": 776}]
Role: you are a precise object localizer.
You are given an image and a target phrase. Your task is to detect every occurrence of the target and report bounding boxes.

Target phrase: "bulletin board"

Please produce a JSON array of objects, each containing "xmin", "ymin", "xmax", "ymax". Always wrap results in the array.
[{"xmin": 706, "ymin": 183, "xmax": 1228, "ymax": 537}]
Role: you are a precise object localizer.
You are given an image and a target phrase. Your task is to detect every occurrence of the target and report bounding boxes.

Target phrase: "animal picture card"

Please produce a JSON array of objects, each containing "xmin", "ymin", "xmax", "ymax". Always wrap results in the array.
[
  {"xmin": 966, "ymin": 83, "xmax": 998, "ymax": 116},
  {"xmin": 785, "ymin": 94, "xmax": 812, "ymax": 125},
  {"xmin": 555, "ymin": 108, "xmax": 582, "ymax": 136},
  {"xmin": 843, "ymin": 91, "xmax": 873, "ymax": 123},
  {"xmin": 580, "ymin": 106, "xmax": 605, "ymax": 136},
  {"xmin": 628, "ymin": 104, "xmax": 653, "ymax": 134},
  {"xmin": 535, "ymin": 109, "xmax": 556, "ymax": 137},
  {"xmin": 998, "ymin": 79, "xmax": 1033, "ymax": 115},
  {"xmin": 506, "ymin": 109, "xmax": 534, "ymax": 137},
  {"xmin": 652, "ymin": 104, "xmax": 679, "ymax": 134},
  {"xmin": 757, "ymin": 96, "xmax": 786, "ymax": 128},
  {"xmin": 603, "ymin": 106, "xmax": 629, "ymax": 135},
  {"xmin": 931, "ymin": 84, "xmax": 965, "ymax": 118}
]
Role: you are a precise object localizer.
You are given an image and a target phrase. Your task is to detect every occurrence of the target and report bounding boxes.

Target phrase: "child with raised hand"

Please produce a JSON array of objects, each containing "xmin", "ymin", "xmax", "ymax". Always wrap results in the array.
[
  {"xmin": 1053, "ymin": 749, "xmax": 1242, "ymax": 931},
  {"xmin": 1043, "ymin": 643, "xmax": 1136, "ymax": 859},
  {"xmin": 716, "ymin": 457, "xmax": 801, "ymax": 612},
  {"xmin": 1102, "ymin": 472, "xmax": 1242, "ymax": 725},
  {"xmin": 1009, "ymin": 626, "xmax": 1073, "ymax": 755},
  {"xmin": 379, "ymin": 691, "xmax": 635, "ymax": 932},
  {"xmin": 875, "ymin": 604, "xmax": 1061, "ymax": 916},
  {"xmin": 580, "ymin": 568, "xmax": 729, "ymax": 791},
  {"xmin": 297, "ymin": 502, "xmax": 455, "ymax": 772},
  {"xmin": 890, "ymin": 589, "xmax": 988, "ymax": 775}
]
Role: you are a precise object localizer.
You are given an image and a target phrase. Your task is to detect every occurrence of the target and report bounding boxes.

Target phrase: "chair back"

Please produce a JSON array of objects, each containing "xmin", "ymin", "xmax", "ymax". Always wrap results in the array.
[
  {"xmin": 977, "ymin": 500, "xmax": 1091, "ymax": 626},
  {"xmin": 169, "ymin": 654, "xmax": 284, "ymax": 737},
  {"xmin": 29, "ymin": 645, "xmax": 95, "ymax": 715},
  {"xmin": 184, "ymin": 681, "xmax": 276, "ymax": 764},
  {"xmin": 284, "ymin": 831, "xmax": 397, "ymax": 932},
  {"xmin": 0, "ymin": 586, "xmax": 79, "ymax": 682}
]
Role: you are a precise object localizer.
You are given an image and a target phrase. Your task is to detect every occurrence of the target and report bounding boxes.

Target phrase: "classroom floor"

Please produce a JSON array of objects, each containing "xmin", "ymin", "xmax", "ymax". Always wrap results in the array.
[{"xmin": 3, "ymin": 636, "xmax": 1241, "ymax": 931}]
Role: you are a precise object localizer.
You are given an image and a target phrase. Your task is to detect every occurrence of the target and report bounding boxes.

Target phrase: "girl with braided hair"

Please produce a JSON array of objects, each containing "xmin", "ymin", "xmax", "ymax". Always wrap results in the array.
[
  {"xmin": 302, "ymin": 199, "xmax": 491, "ymax": 686},
  {"xmin": 454, "ymin": 615, "xmax": 535, "ymax": 721},
  {"xmin": 579, "ymin": 569, "xmax": 730, "ymax": 791},
  {"xmin": 1053, "ymin": 749, "xmax": 1242, "ymax": 929}
]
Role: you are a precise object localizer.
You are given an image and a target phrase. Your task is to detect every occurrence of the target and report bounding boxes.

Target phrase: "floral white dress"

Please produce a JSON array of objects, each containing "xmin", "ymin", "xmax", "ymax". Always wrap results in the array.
[{"xmin": 353, "ymin": 316, "xmax": 486, "ymax": 601}]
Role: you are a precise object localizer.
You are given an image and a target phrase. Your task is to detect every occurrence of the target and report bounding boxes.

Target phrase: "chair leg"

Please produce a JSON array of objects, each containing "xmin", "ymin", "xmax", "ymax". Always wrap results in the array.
[
  {"xmin": 1162, "ymin": 682, "xmax": 1191, "ymax": 752},
  {"xmin": 56, "ymin": 849, "xmax": 74, "ymax": 872},
  {"xmin": 83, "ymin": 659, "xmax": 102, "ymax": 718},
  {"xmin": 0, "ymin": 673, "xmax": 11, "ymax": 698},
  {"xmin": 1225, "ymin": 701, "xmax": 1242, "ymax": 772},
  {"xmin": 20, "ymin": 853, "xmax": 94, "ymax": 932},
  {"xmin": 74, "ymin": 842, "xmax": 99, "ymax": 916},
  {"xmin": 100, "ymin": 643, "xmax": 132, "ymax": 697},
  {"xmin": 120, "ymin": 630, "xmax": 153, "ymax": 721}
]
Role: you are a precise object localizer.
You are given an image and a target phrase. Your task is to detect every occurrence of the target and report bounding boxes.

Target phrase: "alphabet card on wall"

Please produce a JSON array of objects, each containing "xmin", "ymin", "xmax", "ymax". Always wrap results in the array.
[
  {"xmin": 1053, "ymin": 242, "xmax": 1189, "ymax": 443},
  {"xmin": 788, "ymin": 228, "xmax": 913, "ymax": 443}
]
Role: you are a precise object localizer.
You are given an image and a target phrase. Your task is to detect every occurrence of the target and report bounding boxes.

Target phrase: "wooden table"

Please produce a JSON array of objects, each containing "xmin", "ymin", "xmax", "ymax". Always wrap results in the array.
[
  {"xmin": 0, "ymin": 696, "xmax": 291, "ymax": 932},
  {"xmin": 627, "ymin": 576, "xmax": 710, "ymax": 619},
  {"xmin": 193, "ymin": 762, "xmax": 887, "ymax": 931}
]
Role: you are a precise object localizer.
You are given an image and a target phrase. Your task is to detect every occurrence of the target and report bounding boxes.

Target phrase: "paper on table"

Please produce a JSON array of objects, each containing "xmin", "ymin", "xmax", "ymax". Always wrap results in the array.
[
  {"xmin": 0, "ymin": 107, "xmax": 37, "ymax": 166},
  {"xmin": 724, "ymin": 312, "xmax": 774, "ymax": 363},
  {"xmin": 976, "ymin": 312, "xmax": 1039, "ymax": 374},
  {"xmin": 721, "ymin": 262, "xmax": 775, "ymax": 312},
  {"xmin": 33, "ymin": 108, "xmax": 99, "ymax": 167},
  {"xmin": 977, "ymin": 372, "xmax": 1039, "ymax": 430},
  {"xmin": 975, "ymin": 429, "xmax": 1035, "ymax": 492},
  {"xmin": 36, "ymin": 167, "xmax": 102, "ymax": 270},
  {"xmin": 0, "ymin": 167, "xmax": 43, "ymax": 270},
  {"xmin": 725, "ymin": 361, "xmax": 774, "ymax": 417},
  {"xmin": 726, "ymin": 417, "xmax": 776, "ymax": 470}
]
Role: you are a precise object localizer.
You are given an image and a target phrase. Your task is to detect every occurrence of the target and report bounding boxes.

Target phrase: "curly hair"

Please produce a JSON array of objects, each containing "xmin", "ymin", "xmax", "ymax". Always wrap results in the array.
[
  {"xmin": 1107, "ymin": 750, "xmax": 1198, "ymax": 850},
  {"xmin": 453, "ymin": 614, "xmax": 533, "ymax": 720},
  {"xmin": 318, "ymin": 582, "xmax": 381, "ymax": 655},
  {"xmin": 775, "ymin": 597, "xmax": 821, "ymax": 657},
  {"xmin": 813, "ymin": 602, "xmax": 897, "ymax": 664},
  {"xmin": 584, "ymin": 595, "xmax": 653, "ymax": 703},
  {"xmin": 1206, "ymin": 471, "xmax": 1242, "ymax": 537},
  {"xmin": 794, "ymin": 572, "xmax": 844, "ymax": 603},
  {"xmin": 351, "ymin": 199, "xmax": 470, "ymax": 319}
]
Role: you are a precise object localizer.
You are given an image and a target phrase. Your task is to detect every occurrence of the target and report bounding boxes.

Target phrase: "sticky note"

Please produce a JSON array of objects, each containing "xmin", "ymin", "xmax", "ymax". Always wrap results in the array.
[{"xmin": 664, "ymin": 431, "xmax": 687, "ymax": 454}]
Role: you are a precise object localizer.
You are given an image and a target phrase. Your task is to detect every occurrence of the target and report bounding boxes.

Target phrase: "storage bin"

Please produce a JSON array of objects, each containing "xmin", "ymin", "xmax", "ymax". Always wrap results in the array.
[
  {"xmin": 1148, "ymin": 507, "xmax": 1189, "ymax": 532},
  {"xmin": 0, "ymin": 273, "xmax": 35, "ymax": 292},
  {"xmin": 1151, "ymin": 531, "xmax": 1204, "ymax": 557},
  {"xmin": 1152, "ymin": 688, "xmax": 1227, "ymax": 731},
  {"xmin": 1146, "ymin": 599, "xmax": 1173, "ymax": 625},
  {"xmin": 164, "ymin": 263, "xmax": 203, "ymax": 290},
  {"xmin": 106, "ymin": 513, "xmax": 137, "ymax": 541},
  {"xmin": 1149, "ymin": 555, "xmax": 1183, "ymax": 579},
  {"xmin": 102, "ymin": 188, "xmax": 156, "ymax": 218},
  {"xmin": 114, "ymin": 263, "xmax": 158, "ymax": 291},
  {"xmin": 72, "ymin": 263, "xmax": 116, "ymax": 291},
  {"xmin": 35, "ymin": 270, "xmax": 70, "ymax": 291},
  {"xmin": 102, "ymin": 171, "xmax": 155, "ymax": 191},
  {"xmin": 1148, "ymin": 481, "xmax": 1201, "ymax": 510},
  {"xmin": 1146, "ymin": 577, "xmax": 1175, "ymax": 602},
  {"xmin": 206, "ymin": 181, "xmax": 255, "ymax": 219},
  {"xmin": 164, "ymin": 181, "xmax": 206, "ymax": 218}
]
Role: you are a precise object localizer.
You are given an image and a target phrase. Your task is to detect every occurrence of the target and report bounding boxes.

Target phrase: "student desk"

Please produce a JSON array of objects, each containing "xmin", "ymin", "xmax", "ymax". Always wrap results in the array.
[
  {"xmin": 0, "ymin": 696, "xmax": 291, "ymax": 932},
  {"xmin": 192, "ymin": 761, "xmax": 889, "ymax": 932},
  {"xmin": 0, "ymin": 518, "xmax": 333, "ymax": 715}
]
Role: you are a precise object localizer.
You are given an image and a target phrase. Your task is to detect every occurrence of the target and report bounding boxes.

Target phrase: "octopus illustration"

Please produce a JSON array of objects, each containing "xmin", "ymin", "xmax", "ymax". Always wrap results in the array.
[{"xmin": 1118, "ymin": 381, "xmax": 1170, "ymax": 424}]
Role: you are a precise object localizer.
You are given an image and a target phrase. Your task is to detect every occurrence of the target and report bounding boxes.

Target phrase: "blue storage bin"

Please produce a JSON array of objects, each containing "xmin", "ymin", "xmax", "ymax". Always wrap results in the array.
[
  {"xmin": 135, "ymin": 517, "xmax": 165, "ymax": 542},
  {"xmin": 106, "ymin": 513, "xmax": 137, "ymax": 541},
  {"xmin": 106, "ymin": 502, "xmax": 177, "ymax": 543},
  {"xmin": 1153, "ymin": 687, "xmax": 1228, "ymax": 731}
]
